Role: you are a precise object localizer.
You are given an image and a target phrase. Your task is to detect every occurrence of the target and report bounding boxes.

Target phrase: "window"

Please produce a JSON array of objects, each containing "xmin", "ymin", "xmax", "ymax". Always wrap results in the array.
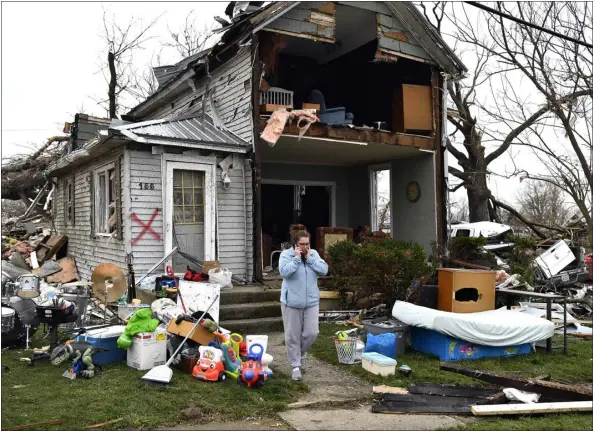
[
  {"xmin": 63, "ymin": 177, "xmax": 75, "ymax": 226},
  {"xmin": 370, "ymin": 167, "xmax": 391, "ymax": 233},
  {"xmin": 455, "ymin": 229, "xmax": 471, "ymax": 237},
  {"xmin": 94, "ymin": 164, "xmax": 116, "ymax": 235},
  {"xmin": 173, "ymin": 170, "xmax": 205, "ymax": 224}
]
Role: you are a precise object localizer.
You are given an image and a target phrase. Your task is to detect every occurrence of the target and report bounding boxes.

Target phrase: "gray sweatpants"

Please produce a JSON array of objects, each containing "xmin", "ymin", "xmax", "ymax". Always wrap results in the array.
[{"xmin": 281, "ymin": 304, "xmax": 320, "ymax": 369}]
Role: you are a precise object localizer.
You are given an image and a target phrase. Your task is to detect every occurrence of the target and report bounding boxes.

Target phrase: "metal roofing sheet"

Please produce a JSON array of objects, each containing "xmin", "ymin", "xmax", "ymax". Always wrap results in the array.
[{"xmin": 116, "ymin": 115, "xmax": 249, "ymax": 148}]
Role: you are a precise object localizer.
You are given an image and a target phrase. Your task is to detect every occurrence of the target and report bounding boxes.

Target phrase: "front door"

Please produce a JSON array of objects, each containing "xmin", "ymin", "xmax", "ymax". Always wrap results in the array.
[{"xmin": 165, "ymin": 162, "xmax": 215, "ymax": 273}]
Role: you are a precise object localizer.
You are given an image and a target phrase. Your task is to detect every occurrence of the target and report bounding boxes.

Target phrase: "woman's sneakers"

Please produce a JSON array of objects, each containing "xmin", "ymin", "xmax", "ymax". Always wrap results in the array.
[{"xmin": 291, "ymin": 367, "xmax": 302, "ymax": 381}]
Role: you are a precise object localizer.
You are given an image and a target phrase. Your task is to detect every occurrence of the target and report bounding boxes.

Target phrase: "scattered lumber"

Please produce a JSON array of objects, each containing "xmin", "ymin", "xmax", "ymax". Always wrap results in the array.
[
  {"xmin": 440, "ymin": 363, "xmax": 593, "ymax": 402},
  {"xmin": 46, "ymin": 256, "xmax": 78, "ymax": 283},
  {"xmin": 82, "ymin": 418, "xmax": 123, "ymax": 429},
  {"xmin": 373, "ymin": 385, "xmax": 409, "ymax": 395},
  {"xmin": 471, "ymin": 401, "xmax": 593, "ymax": 416},
  {"xmin": 372, "ymin": 383, "xmax": 504, "ymax": 415},
  {"xmin": 372, "ymin": 403, "xmax": 472, "ymax": 415},
  {"xmin": 407, "ymin": 383, "xmax": 500, "ymax": 398}
]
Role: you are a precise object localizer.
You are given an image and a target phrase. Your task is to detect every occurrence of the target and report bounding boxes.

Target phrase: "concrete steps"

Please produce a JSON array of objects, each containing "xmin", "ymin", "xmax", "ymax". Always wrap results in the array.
[
  {"xmin": 219, "ymin": 316, "xmax": 285, "ymax": 334},
  {"xmin": 219, "ymin": 285, "xmax": 283, "ymax": 333},
  {"xmin": 219, "ymin": 302, "xmax": 282, "ymax": 320}
]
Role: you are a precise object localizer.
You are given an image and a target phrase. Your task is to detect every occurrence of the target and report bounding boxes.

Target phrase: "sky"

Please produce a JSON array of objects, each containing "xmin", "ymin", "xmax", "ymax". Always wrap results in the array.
[
  {"xmin": 1, "ymin": 1, "xmax": 587, "ymax": 214},
  {"xmin": 1, "ymin": 1, "xmax": 227, "ymax": 157}
]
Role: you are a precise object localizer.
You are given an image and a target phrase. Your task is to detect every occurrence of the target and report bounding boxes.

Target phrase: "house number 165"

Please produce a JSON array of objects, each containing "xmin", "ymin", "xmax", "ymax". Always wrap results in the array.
[{"xmin": 139, "ymin": 183, "xmax": 155, "ymax": 190}]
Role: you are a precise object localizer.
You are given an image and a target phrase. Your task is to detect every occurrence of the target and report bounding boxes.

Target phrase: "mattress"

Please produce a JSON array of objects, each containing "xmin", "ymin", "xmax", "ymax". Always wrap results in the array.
[{"xmin": 392, "ymin": 301, "xmax": 554, "ymax": 346}]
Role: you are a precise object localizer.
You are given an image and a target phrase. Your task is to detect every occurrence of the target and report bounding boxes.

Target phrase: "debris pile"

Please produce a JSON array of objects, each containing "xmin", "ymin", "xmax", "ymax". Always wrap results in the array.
[{"xmin": 372, "ymin": 365, "xmax": 593, "ymax": 416}]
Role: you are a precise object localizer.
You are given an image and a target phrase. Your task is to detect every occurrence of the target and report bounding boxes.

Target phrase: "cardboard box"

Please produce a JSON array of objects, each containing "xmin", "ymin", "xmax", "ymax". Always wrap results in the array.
[
  {"xmin": 201, "ymin": 260, "xmax": 220, "ymax": 275},
  {"xmin": 166, "ymin": 319, "xmax": 216, "ymax": 346},
  {"xmin": 302, "ymin": 103, "xmax": 320, "ymax": 111},
  {"xmin": 127, "ymin": 330, "xmax": 167, "ymax": 370},
  {"xmin": 437, "ymin": 268, "xmax": 495, "ymax": 313}
]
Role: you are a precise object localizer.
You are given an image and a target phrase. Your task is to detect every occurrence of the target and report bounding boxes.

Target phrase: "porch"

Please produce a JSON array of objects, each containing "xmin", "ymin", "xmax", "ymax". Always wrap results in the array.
[{"xmin": 256, "ymin": 129, "xmax": 439, "ymax": 276}]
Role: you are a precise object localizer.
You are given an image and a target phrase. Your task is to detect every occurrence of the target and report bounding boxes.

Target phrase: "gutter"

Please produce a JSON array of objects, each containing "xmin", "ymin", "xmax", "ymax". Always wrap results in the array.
[{"xmin": 44, "ymin": 133, "xmax": 110, "ymax": 176}]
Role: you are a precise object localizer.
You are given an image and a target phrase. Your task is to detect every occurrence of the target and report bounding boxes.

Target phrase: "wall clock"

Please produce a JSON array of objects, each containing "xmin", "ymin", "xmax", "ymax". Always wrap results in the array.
[{"xmin": 406, "ymin": 181, "xmax": 421, "ymax": 203}]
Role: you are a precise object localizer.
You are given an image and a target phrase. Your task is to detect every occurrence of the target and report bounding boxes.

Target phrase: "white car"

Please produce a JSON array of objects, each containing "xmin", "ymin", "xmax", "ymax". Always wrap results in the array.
[{"xmin": 448, "ymin": 221, "xmax": 515, "ymax": 252}]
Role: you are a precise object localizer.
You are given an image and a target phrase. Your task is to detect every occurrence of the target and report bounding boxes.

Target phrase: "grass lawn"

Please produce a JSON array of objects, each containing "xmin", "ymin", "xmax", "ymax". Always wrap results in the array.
[
  {"xmin": 1, "ymin": 330, "xmax": 308, "ymax": 430},
  {"xmin": 311, "ymin": 323, "xmax": 593, "ymax": 431}
]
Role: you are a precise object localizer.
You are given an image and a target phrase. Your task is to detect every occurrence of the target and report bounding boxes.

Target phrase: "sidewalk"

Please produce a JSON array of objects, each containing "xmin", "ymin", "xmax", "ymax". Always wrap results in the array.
[{"xmin": 267, "ymin": 332, "xmax": 466, "ymax": 431}]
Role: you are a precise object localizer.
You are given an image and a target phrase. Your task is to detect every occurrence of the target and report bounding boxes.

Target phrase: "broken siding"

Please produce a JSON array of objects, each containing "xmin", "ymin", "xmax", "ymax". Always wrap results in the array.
[
  {"xmin": 375, "ymin": 6, "xmax": 434, "ymax": 63},
  {"xmin": 128, "ymin": 149, "xmax": 253, "ymax": 281},
  {"xmin": 262, "ymin": 2, "xmax": 336, "ymax": 42},
  {"xmin": 53, "ymin": 150, "xmax": 127, "ymax": 281},
  {"xmin": 145, "ymin": 48, "xmax": 253, "ymax": 144}
]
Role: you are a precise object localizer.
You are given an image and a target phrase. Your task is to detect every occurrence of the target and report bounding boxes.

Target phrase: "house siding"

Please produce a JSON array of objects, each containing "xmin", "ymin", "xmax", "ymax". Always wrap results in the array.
[
  {"xmin": 128, "ymin": 149, "xmax": 253, "ymax": 281},
  {"xmin": 53, "ymin": 149, "xmax": 127, "ymax": 281},
  {"xmin": 145, "ymin": 48, "xmax": 254, "ymax": 145}
]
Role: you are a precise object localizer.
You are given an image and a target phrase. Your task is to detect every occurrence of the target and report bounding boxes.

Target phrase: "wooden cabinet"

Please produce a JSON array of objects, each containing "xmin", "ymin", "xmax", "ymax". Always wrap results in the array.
[{"xmin": 392, "ymin": 84, "xmax": 434, "ymax": 133}]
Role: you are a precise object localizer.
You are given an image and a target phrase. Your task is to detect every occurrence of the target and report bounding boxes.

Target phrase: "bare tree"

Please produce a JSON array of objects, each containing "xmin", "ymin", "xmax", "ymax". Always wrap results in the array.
[
  {"xmin": 450, "ymin": 2, "xmax": 592, "ymax": 246},
  {"xmin": 98, "ymin": 7, "xmax": 161, "ymax": 118},
  {"xmin": 163, "ymin": 10, "xmax": 214, "ymax": 59},
  {"xmin": 422, "ymin": 2, "xmax": 592, "ymax": 244},
  {"xmin": 516, "ymin": 180, "xmax": 571, "ymax": 232},
  {"xmin": 449, "ymin": 195, "xmax": 469, "ymax": 223}
]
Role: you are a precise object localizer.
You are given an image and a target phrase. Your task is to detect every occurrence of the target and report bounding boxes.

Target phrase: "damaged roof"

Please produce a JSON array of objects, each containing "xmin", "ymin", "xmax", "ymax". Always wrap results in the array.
[
  {"xmin": 126, "ymin": 1, "xmax": 466, "ymax": 119},
  {"xmin": 152, "ymin": 49, "xmax": 210, "ymax": 88},
  {"xmin": 112, "ymin": 114, "xmax": 250, "ymax": 151}
]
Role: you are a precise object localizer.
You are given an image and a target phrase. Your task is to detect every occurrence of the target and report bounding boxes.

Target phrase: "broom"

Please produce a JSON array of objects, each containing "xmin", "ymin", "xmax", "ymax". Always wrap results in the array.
[{"xmin": 141, "ymin": 294, "xmax": 219, "ymax": 386}]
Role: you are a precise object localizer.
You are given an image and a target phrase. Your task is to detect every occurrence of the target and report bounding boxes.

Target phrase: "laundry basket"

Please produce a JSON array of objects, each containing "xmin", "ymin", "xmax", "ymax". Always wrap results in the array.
[{"xmin": 333, "ymin": 336, "xmax": 361, "ymax": 365}]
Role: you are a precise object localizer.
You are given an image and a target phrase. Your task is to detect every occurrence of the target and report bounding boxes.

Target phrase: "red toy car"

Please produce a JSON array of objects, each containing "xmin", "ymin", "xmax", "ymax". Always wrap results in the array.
[{"xmin": 192, "ymin": 346, "xmax": 226, "ymax": 382}]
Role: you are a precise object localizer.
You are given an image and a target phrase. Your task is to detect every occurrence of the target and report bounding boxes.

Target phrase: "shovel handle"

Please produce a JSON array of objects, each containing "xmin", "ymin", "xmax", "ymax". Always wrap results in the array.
[{"xmin": 165, "ymin": 293, "xmax": 219, "ymax": 367}]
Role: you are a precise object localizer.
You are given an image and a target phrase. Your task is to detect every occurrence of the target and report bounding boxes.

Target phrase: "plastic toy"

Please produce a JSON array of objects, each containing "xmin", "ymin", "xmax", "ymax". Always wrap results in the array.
[
  {"xmin": 239, "ymin": 341, "xmax": 248, "ymax": 359},
  {"xmin": 51, "ymin": 341, "xmax": 105, "ymax": 379},
  {"xmin": 238, "ymin": 343, "xmax": 269, "ymax": 388},
  {"xmin": 221, "ymin": 339, "xmax": 242, "ymax": 379},
  {"xmin": 192, "ymin": 346, "xmax": 226, "ymax": 382},
  {"xmin": 230, "ymin": 333, "xmax": 242, "ymax": 357}
]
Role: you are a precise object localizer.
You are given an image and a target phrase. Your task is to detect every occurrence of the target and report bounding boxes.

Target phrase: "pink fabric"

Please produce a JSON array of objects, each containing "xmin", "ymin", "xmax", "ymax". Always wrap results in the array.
[{"xmin": 260, "ymin": 108, "xmax": 319, "ymax": 147}]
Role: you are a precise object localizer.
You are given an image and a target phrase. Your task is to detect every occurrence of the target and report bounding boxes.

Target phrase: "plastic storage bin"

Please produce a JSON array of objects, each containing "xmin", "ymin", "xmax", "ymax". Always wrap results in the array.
[
  {"xmin": 127, "ymin": 329, "xmax": 167, "ymax": 370},
  {"xmin": 362, "ymin": 317, "xmax": 408, "ymax": 357},
  {"xmin": 74, "ymin": 325, "xmax": 127, "ymax": 365},
  {"xmin": 361, "ymin": 352, "xmax": 397, "ymax": 376}
]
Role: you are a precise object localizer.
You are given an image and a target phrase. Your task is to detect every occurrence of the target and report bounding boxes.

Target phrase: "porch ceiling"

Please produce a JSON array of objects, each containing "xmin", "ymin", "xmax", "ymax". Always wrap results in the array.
[{"xmin": 258, "ymin": 135, "xmax": 427, "ymax": 166}]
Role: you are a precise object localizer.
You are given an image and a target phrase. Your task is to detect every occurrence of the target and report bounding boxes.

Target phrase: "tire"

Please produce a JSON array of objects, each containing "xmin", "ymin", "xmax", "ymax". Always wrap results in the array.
[{"xmin": 219, "ymin": 373, "xmax": 226, "ymax": 382}]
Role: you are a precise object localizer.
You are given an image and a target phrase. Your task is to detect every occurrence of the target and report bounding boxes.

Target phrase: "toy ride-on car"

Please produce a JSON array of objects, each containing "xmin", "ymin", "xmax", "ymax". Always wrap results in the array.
[{"xmin": 192, "ymin": 345, "xmax": 226, "ymax": 382}]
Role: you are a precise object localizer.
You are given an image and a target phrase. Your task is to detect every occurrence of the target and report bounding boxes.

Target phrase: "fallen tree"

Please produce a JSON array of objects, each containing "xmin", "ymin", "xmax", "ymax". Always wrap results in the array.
[{"xmin": 1, "ymin": 135, "xmax": 68, "ymax": 218}]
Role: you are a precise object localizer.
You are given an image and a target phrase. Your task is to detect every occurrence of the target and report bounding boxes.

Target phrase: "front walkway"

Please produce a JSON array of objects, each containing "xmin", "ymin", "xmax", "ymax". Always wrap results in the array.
[{"xmin": 267, "ymin": 332, "xmax": 466, "ymax": 431}]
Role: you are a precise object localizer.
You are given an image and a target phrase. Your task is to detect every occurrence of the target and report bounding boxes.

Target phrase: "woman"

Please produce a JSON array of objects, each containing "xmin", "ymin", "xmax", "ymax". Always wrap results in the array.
[{"xmin": 278, "ymin": 230, "xmax": 328, "ymax": 381}]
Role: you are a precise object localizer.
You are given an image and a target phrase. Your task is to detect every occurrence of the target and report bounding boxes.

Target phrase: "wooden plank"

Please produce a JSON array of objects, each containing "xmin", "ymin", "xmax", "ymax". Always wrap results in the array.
[
  {"xmin": 372, "ymin": 402, "xmax": 471, "ymax": 415},
  {"xmin": 46, "ymin": 256, "xmax": 79, "ymax": 283},
  {"xmin": 82, "ymin": 418, "xmax": 123, "ymax": 429},
  {"xmin": 471, "ymin": 401, "xmax": 593, "ymax": 416},
  {"xmin": 373, "ymin": 385, "xmax": 409, "ymax": 395},
  {"xmin": 408, "ymin": 384, "xmax": 500, "ymax": 398},
  {"xmin": 260, "ymin": 117, "xmax": 434, "ymax": 150},
  {"xmin": 380, "ymin": 393, "xmax": 485, "ymax": 407},
  {"xmin": 440, "ymin": 363, "xmax": 593, "ymax": 401}
]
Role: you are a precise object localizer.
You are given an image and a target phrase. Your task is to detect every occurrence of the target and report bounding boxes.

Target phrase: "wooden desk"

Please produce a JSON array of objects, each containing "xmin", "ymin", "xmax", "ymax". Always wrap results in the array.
[{"xmin": 496, "ymin": 288, "xmax": 567, "ymax": 354}]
